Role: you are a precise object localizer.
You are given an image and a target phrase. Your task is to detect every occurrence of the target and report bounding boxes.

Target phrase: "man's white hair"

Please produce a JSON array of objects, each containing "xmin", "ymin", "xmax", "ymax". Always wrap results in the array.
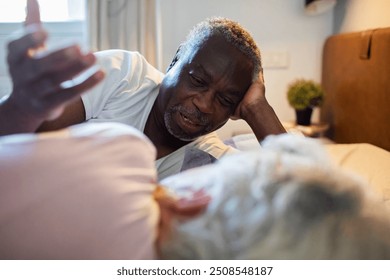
[
  {"xmin": 160, "ymin": 134, "xmax": 390, "ymax": 259},
  {"xmin": 169, "ymin": 17, "xmax": 262, "ymax": 81}
]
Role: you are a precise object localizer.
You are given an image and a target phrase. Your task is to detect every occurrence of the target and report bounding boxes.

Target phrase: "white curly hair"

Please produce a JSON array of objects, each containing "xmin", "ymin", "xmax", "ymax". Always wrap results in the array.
[{"xmin": 160, "ymin": 134, "xmax": 390, "ymax": 259}]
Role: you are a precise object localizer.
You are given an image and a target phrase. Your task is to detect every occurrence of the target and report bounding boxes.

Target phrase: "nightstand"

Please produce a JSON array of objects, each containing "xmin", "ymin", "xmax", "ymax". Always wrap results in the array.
[{"xmin": 282, "ymin": 121, "xmax": 329, "ymax": 138}]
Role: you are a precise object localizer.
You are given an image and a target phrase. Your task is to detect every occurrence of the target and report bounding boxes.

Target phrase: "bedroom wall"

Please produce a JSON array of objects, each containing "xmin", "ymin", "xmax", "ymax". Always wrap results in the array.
[
  {"xmin": 334, "ymin": 0, "xmax": 390, "ymax": 34},
  {"xmin": 2, "ymin": 1, "xmax": 388, "ymax": 139},
  {"xmin": 0, "ymin": 0, "xmax": 334, "ymax": 139},
  {"xmin": 159, "ymin": 0, "xmax": 334, "ymax": 139}
]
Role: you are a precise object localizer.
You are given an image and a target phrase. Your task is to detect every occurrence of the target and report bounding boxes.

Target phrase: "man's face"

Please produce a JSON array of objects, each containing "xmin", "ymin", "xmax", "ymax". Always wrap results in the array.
[{"xmin": 158, "ymin": 35, "xmax": 254, "ymax": 141}]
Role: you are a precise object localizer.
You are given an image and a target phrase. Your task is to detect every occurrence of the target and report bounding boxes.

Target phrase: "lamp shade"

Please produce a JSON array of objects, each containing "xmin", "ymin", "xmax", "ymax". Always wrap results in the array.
[{"xmin": 305, "ymin": 0, "xmax": 337, "ymax": 15}]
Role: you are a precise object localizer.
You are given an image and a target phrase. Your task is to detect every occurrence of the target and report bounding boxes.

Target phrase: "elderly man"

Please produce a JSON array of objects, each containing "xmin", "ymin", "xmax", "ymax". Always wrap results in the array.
[{"xmin": 0, "ymin": 0, "xmax": 285, "ymax": 179}]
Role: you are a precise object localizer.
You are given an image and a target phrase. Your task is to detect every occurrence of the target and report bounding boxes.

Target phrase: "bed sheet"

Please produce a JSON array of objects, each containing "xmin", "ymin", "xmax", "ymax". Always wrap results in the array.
[{"xmin": 225, "ymin": 133, "xmax": 390, "ymax": 206}]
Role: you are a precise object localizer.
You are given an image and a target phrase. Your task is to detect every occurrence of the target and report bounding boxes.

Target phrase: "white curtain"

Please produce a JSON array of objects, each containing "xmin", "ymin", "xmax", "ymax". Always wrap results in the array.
[{"xmin": 87, "ymin": 0, "xmax": 162, "ymax": 70}]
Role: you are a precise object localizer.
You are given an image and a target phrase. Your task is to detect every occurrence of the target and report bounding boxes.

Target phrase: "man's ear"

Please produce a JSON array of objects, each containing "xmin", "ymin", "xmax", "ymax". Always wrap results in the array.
[{"xmin": 166, "ymin": 45, "xmax": 182, "ymax": 73}]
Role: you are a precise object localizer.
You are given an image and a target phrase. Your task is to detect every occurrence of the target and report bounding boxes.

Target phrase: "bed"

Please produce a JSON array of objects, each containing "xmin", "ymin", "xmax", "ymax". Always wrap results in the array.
[
  {"xmin": 1, "ymin": 28, "xmax": 390, "ymax": 259},
  {"xmin": 320, "ymin": 27, "xmax": 390, "ymax": 152},
  {"xmin": 228, "ymin": 27, "xmax": 390, "ymax": 207},
  {"xmin": 1, "ymin": 121, "xmax": 389, "ymax": 260},
  {"xmin": 319, "ymin": 27, "xmax": 390, "ymax": 206}
]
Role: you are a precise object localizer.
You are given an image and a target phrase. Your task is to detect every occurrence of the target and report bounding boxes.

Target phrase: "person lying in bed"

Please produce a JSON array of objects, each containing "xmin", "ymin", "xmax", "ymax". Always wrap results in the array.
[
  {"xmin": 1, "ymin": 122, "xmax": 389, "ymax": 259},
  {"xmin": 160, "ymin": 133, "xmax": 390, "ymax": 259},
  {"xmin": 0, "ymin": 0, "xmax": 285, "ymax": 180}
]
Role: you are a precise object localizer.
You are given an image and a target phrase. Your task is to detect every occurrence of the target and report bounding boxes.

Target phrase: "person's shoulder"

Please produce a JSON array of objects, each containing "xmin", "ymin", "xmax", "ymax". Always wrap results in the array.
[
  {"xmin": 94, "ymin": 49, "xmax": 140, "ymax": 57},
  {"xmin": 94, "ymin": 49, "xmax": 144, "ymax": 66},
  {"xmin": 95, "ymin": 50, "xmax": 163, "ymax": 82}
]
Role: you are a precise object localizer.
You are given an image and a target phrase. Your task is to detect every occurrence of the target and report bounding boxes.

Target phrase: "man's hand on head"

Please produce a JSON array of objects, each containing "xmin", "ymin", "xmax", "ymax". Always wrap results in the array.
[
  {"xmin": 230, "ymin": 72, "xmax": 286, "ymax": 141},
  {"xmin": 231, "ymin": 72, "xmax": 267, "ymax": 121}
]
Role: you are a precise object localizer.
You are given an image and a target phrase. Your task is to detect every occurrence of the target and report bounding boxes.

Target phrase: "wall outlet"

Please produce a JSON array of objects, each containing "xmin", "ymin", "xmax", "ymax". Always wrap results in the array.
[{"xmin": 262, "ymin": 51, "xmax": 290, "ymax": 69}]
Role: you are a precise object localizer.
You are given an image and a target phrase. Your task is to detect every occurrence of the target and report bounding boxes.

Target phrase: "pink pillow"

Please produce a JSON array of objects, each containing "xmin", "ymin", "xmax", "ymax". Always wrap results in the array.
[{"xmin": 0, "ymin": 123, "xmax": 159, "ymax": 259}]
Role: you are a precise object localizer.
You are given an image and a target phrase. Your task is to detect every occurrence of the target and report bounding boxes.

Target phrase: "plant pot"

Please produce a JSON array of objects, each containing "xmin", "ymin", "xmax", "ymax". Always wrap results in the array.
[{"xmin": 295, "ymin": 107, "xmax": 313, "ymax": 126}]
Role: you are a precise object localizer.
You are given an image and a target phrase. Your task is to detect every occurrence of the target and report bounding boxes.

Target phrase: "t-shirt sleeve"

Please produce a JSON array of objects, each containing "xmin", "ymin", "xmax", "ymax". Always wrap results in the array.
[{"xmin": 81, "ymin": 50, "xmax": 161, "ymax": 121}]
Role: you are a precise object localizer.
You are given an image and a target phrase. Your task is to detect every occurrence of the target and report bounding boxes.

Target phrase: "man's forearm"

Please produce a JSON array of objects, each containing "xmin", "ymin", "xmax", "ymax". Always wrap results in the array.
[
  {"xmin": 243, "ymin": 100, "xmax": 286, "ymax": 142},
  {"xmin": 0, "ymin": 96, "xmax": 43, "ymax": 136}
]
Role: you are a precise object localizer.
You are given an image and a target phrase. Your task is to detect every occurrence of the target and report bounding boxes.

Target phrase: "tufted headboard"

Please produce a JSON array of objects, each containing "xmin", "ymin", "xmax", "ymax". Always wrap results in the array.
[{"xmin": 320, "ymin": 27, "xmax": 390, "ymax": 151}]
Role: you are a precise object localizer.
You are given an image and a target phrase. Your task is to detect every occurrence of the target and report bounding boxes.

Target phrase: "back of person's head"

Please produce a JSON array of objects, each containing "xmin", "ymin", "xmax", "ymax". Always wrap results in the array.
[
  {"xmin": 160, "ymin": 134, "xmax": 390, "ymax": 259},
  {"xmin": 168, "ymin": 17, "xmax": 262, "ymax": 81}
]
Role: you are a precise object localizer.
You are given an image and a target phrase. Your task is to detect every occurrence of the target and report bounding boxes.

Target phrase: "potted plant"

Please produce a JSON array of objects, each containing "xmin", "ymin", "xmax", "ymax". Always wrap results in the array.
[{"xmin": 287, "ymin": 78, "xmax": 324, "ymax": 126}]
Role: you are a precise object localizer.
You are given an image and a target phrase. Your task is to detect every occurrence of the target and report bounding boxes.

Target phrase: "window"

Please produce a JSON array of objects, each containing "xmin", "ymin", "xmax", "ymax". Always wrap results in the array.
[
  {"xmin": 0, "ymin": 0, "xmax": 85, "ymax": 22},
  {"xmin": 0, "ymin": 0, "xmax": 87, "ymax": 97}
]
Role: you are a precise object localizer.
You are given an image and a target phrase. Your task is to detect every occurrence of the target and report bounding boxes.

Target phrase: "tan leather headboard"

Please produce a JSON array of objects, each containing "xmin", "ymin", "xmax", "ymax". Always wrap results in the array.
[{"xmin": 320, "ymin": 27, "xmax": 390, "ymax": 151}]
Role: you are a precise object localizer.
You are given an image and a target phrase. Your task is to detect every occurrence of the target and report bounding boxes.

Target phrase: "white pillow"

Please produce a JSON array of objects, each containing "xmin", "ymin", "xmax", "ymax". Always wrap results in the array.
[
  {"xmin": 325, "ymin": 143, "xmax": 390, "ymax": 207},
  {"xmin": 0, "ymin": 122, "xmax": 159, "ymax": 259}
]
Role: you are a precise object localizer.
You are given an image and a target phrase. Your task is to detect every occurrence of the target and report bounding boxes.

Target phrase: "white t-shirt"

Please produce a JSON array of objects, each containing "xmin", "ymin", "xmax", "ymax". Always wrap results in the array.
[{"xmin": 82, "ymin": 50, "xmax": 236, "ymax": 180}]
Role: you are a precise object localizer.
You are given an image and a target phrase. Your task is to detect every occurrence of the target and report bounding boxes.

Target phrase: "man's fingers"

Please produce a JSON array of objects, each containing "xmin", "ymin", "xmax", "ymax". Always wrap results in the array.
[
  {"xmin": 157, "ymin": 196, "xmax": 210, "ymax": 218},
  {"xmin": 7, "ymin": 0, "xmax": 45, "ymax": 66},
  {"xmin": 32, "ymin": 69, "xmax": 103, "ymax": 120},
  {"xmin": 25, "ymin": 0, "xmax": 41, "ymax": 27},
  {"xmin": 44, "ymin": 51, "xmax": 98, "ymax": 86},
  {"xmin": 10, "ymin": 68, "xmax": 103, "ymax": 122},
  {"xmin": 7, "ymin": 28, "xmax": 48, "ymax": 64},
  {"xmin": 47, "ymin": 69, "xmax": 105, "ymax": 105},
  {"xmin": 155, "ymin": 188, "xmax": 211, "ymax": 218},
  {"xmin": 29, "ymin": 46, "xmax": 95, "ymax": 83},
  {"xmin": 173, "ymin": 195, "xmax": 211, "ymax": 217},
  {"xmin": 12, "ymin": 46, "xmax": 97, "ymax": 88}
]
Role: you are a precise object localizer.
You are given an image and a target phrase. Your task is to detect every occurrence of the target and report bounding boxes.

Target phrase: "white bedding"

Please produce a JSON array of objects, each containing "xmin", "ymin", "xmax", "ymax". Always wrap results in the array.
[
  {"xmin": 226, "ymin": 133, "xmax": 390, "ymax": 207},
  {"xmin": 326, "ymin": 143, "xmax": 390, "ymax": 207},
  {"xmin": 1, "ymin": 126, "xmax": 389, "ymax": 259}
]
